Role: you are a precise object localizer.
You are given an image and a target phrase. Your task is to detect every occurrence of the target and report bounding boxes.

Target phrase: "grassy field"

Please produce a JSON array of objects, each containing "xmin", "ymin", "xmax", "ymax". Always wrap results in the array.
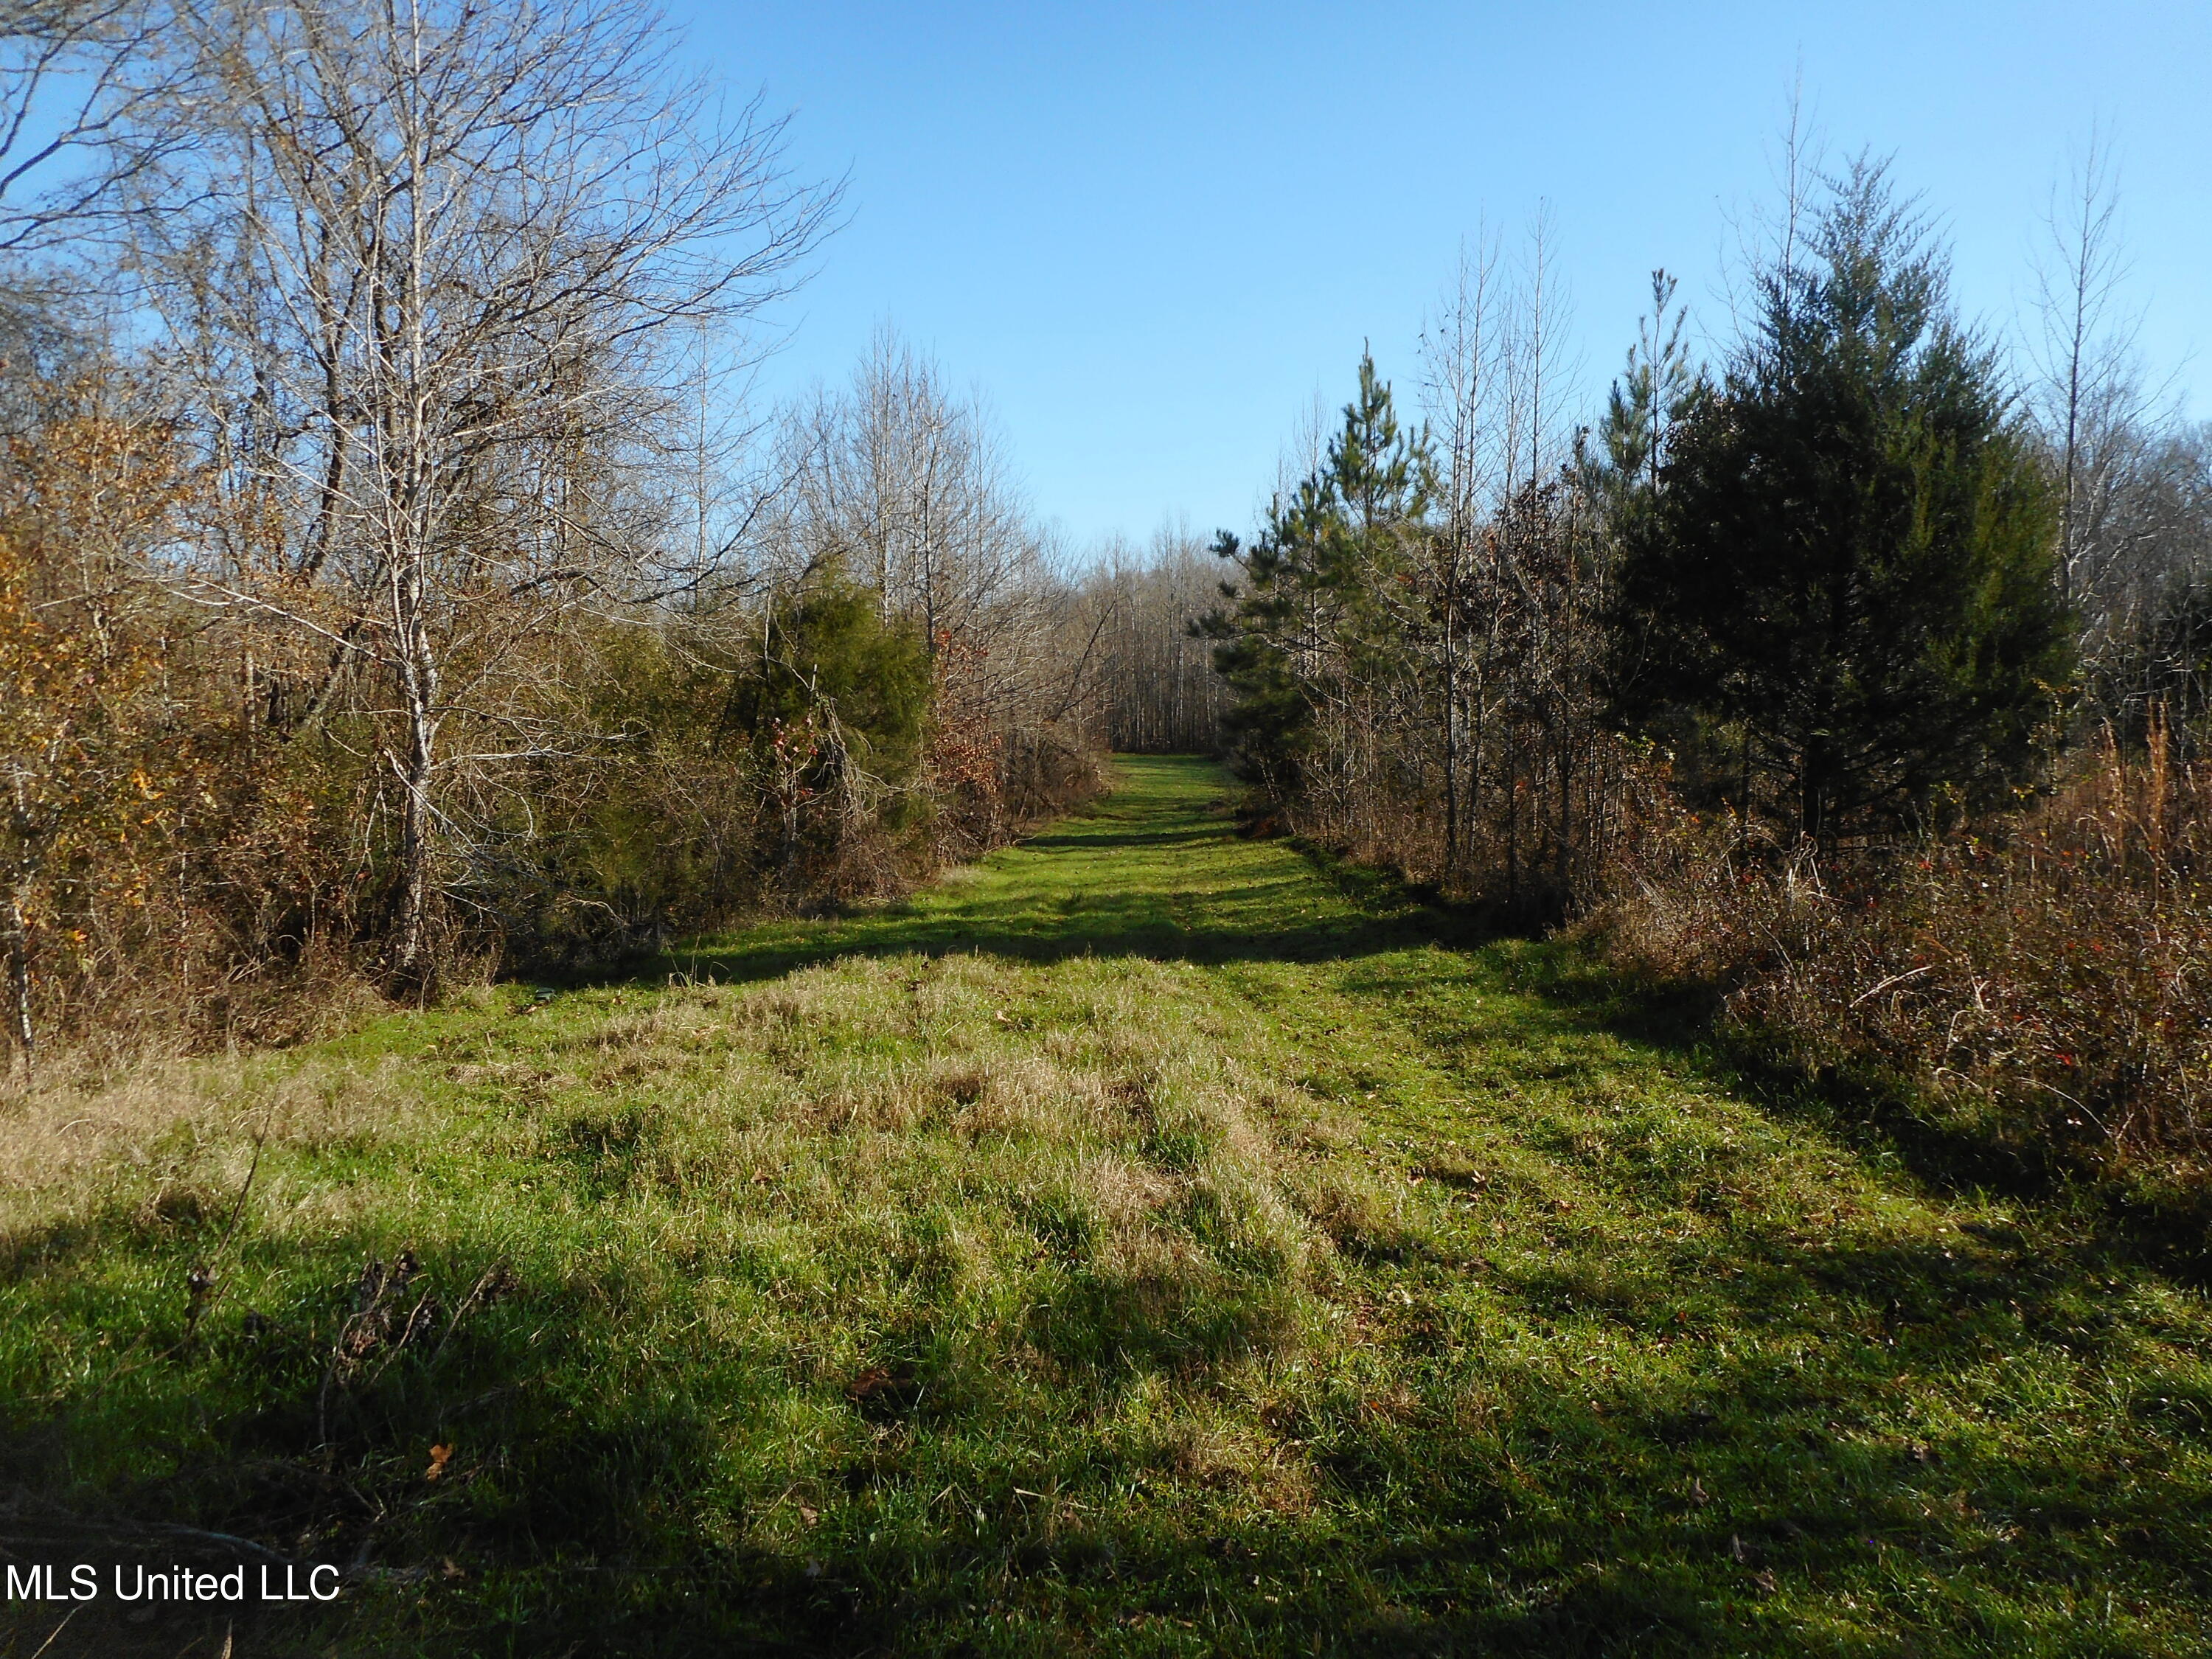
[{"xmin": 4, "ymin": 754, "xmax": 2208, "ymax": 1656}]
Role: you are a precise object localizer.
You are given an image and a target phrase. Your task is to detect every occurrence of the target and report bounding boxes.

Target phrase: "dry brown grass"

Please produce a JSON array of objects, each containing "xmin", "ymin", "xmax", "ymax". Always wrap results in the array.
[
  {"xmin": 0, "ymin": 1050, "xmax": 430, "ymax": 1214},
  {"xmin": 1587, "ymin": 726, "xmax": 2212, "ymax": 1193}
]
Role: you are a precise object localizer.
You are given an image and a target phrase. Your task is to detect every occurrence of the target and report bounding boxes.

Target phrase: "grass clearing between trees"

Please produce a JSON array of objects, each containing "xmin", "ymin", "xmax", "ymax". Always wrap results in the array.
[{"xmin": 4, "ymin": 755, "xmax": 2208, "ymax": 1656}]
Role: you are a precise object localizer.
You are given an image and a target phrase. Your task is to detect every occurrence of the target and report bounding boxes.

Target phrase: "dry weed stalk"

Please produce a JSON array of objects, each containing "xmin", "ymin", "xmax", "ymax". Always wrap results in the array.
[{"xmin": 1590, "ymin": 721, "xmax": 2212, "ymax": 1182}]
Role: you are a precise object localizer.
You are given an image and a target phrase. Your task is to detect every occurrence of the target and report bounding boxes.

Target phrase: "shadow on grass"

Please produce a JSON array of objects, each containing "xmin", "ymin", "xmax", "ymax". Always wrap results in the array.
[
  {"xmin": 592, "ymin": 851, "xmax": 1492, "ymax": 994},
  {"xmin": 650, "ymin": 894, "xmax": 1445, "ymax": 985},
  {"xmin": 0, "ymin": 1219, "xmax": 1335, "ymax": 1655},
  {"xmin": 9, "ymin": 762, "xmax": 2206, "ymax": 1654},
  {"xmin": 530, "ymin": 756, "xmax": 1508, "ymax": 993},
  {"xmin": 1496, "ymin": 941, "xmax": 2212, "ymax": 1283},
  {"xmin": 7, "ymin": 1080, "xmax": 2205, "ymax": 1655}
]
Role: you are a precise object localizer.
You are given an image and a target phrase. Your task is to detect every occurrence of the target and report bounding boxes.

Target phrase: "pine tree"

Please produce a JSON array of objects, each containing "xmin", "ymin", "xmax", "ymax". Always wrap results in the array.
[
  {"xmin": 1203, "ymin": 354, "xmax": 1430, "ymax": 807},
  {"xmin": 1593, "ymin": 268, "xmax": 1702, "ymax": 507},
  {"xmin": 1610, "ymin": 159, "xmax": 2073, "ymax": 838}
]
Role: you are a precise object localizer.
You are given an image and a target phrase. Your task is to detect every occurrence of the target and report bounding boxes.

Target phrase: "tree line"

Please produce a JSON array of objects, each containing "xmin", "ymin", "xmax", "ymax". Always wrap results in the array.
[
  {"xmin": 1206, "ymin": 153, "xmax": 2208, "ymax": 917},
  {"xmin": 0, "ymin": 0, "xmax": 1138, "ymax": 1073},
  {"xmin": 1201, "ymin": 144, "xmax": 2212, "ymax": 1185}
]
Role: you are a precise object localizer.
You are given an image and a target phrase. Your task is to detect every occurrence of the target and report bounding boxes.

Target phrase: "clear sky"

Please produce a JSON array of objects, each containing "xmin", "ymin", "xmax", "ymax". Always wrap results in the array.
[{"xmin": 671, "ymin": 0, "xmax": 2212, "ymax": 554}]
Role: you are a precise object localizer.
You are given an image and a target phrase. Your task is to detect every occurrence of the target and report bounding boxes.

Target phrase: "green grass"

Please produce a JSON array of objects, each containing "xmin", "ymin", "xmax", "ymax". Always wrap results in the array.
[{"xmin": 4, "ymin": 754, "xmax": 2209, "ymax": 1656}]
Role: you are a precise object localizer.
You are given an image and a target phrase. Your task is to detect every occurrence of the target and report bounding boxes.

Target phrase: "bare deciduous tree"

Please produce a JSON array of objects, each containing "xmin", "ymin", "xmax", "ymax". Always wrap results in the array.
[
  {"xmin": 0, "ymin": 0, "xmax": 187, "ymax": 250},
  {"xmin": 1068, "ymin": 527, "xmax": 1225, "ymax": 754},
  {"xmin": 766, "ymin": 330, "xmax": 1077, "ymax": 834},
  {"xmin": 126, "ymin": 0, "xmax": 834, "ymax": 981},
  {"xmin": 2028, "ymin": 128, "xmax": 2160, "ymax": 619},
  {"xmin": 1420, "ymin": 229, "xmax": 1505, "ymax": 880}
]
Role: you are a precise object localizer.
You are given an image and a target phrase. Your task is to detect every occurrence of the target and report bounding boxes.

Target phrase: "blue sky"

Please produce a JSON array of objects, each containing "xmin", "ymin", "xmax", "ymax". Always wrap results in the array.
[{"xmin": 673, "ymin": 1, "xmax": 2212, "ymax": 553}]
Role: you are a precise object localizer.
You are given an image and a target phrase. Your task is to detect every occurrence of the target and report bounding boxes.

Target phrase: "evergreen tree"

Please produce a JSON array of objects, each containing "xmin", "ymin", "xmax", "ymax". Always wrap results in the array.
[
  {"xmin": 1610, "ymin": 159, "xmax": 2073, "ymax": 838},
  {"xmin": 1203, "ymin": 355, "xmax": 1430, "ymax": 801},
  {"xmin": 1591, "ymin": 268, "xmax": 1702, "ymax": 509},
  {"xmin": 733, "ymin": 574, "xmax": 931, "ymax": 785}
]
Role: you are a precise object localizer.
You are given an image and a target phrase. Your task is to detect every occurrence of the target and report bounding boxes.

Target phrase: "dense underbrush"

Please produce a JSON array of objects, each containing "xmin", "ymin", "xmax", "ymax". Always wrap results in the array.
[
  {"xmin": 1253, "ymin": 717, "xmax": 2212, "ymax": 1215},
  {"xmin": 1583, "ymin": 730, "xmax": 2211, "ymax": 1212}
]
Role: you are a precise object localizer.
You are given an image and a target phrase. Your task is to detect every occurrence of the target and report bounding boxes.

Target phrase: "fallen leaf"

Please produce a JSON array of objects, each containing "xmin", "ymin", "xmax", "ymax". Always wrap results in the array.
[{"xmin": 426, "ymin": 1443, "xmax": 453, "ymax": 1481}]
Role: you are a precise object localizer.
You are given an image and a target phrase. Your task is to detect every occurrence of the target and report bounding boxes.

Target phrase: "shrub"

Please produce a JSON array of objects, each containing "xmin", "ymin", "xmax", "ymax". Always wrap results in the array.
[{"xmin": 1587, "ymin": 720, "xmax": 2212, "ymax": 1192}]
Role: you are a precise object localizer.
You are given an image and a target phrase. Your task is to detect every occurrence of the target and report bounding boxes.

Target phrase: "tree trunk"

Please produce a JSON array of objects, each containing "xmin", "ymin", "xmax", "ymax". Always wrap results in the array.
[
  {"xmin": 394, "ymin": 724, "xmax": 437, "ymax": 986},
  {"xmin": 6, "ymin": 880, "xmax": 33, "ymax": 1082},
  {"xmin": 392, "ymin": 568, "xmax": 441, "ymax": 987},
  {"xmin": 1441, "ymin": 585, "xmax": 1461, "ymax": 884}
]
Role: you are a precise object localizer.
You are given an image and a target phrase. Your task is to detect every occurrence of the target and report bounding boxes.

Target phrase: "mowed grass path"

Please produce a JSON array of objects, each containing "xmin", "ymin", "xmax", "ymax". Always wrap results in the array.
[{"xmin": 4, "ymin": 756, "xmax": 2209, "ymax": 1656}]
